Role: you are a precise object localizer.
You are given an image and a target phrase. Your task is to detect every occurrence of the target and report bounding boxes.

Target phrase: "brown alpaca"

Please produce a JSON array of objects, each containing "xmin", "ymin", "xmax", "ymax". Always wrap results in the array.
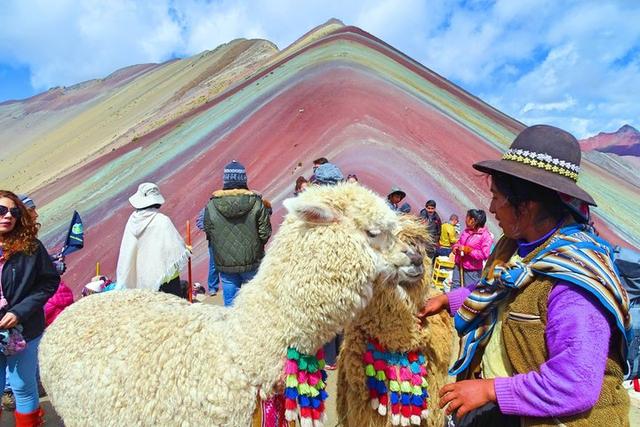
[{"xmin": 337, "ymin": 216, "xmax": 454, "ymax": 426}]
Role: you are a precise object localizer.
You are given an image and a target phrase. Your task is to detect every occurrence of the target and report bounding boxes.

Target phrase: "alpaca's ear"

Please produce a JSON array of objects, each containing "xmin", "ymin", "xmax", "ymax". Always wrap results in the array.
[{"xmin": 284, "ymin": 198, "xmax": 338, "ymax": 224}]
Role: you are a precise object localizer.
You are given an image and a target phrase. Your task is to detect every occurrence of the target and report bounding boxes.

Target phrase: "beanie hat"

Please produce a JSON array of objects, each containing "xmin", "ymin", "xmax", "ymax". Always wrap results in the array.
[
  {"xmin": 223, "ymin": 160, "xmax": 248, "ymax": 190},
  {"xmin": 312, "ymin": 163, "xmax": 344, "ymax": 185},
  {"xmin": 18, "ymin": 194, "xmax": 36, "ymax": 209}
]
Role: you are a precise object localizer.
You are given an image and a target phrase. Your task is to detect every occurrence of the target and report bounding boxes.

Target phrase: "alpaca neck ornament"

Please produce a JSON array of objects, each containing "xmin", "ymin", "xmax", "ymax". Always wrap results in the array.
[
  {"xmin": 364, "ymin": 339, "xmax": 429, "ymax": 426},
  {"xmin": 284, "ymin": 347, "xmax": 329, "ymax": 427}
]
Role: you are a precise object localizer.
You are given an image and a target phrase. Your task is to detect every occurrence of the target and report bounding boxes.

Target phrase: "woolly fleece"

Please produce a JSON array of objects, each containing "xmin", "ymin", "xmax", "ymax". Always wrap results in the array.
[
  {"xmin": 337, "ymin": 215, "xmax": 454, "ymax": 427},
  {"xmin": 40, "ymin": 183, "xmax": 413, "ymax": 426}
]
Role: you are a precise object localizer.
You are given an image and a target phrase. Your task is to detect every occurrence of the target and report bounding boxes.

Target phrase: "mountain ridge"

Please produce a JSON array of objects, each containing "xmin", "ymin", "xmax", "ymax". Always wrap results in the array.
[{"xmin": 1, "ymin": 20, "xmax": 637, "ymax": 293}]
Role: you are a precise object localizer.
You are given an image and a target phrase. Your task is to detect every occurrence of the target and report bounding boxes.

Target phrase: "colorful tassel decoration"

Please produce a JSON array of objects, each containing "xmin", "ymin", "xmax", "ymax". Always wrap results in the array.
[
  {"xmin": 284, "ymin": 347, "xmax": 328, "ymax": 427},
  {"xmin": 363, "ymin": 339, "xmax": 429, "ymax": 426}
]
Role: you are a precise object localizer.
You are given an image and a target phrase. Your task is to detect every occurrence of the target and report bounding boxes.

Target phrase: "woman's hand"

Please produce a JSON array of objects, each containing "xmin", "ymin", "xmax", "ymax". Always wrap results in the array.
[
  {"xmin": 417, "ymin": 293, "xmax": 449, "ymax": 318},
  {"xmin": 439, "ymin": 379, "xmax": 496, "ymax": 418},
  {"xmin": 0, "ymin": 312, "xmax": 18, "ymax": 329}
]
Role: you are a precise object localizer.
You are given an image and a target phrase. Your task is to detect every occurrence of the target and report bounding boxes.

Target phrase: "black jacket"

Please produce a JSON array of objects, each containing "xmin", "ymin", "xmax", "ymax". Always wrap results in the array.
[{"xmin": 1, "ymin": 240, "xmax": 60, "ymax": 341}]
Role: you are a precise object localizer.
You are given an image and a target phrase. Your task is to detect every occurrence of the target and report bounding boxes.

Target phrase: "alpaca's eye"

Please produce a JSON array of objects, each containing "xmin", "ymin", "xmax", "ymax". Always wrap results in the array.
[{"xmin": 366, "ymin": 229, "xmax": 380, "ymax": 238}]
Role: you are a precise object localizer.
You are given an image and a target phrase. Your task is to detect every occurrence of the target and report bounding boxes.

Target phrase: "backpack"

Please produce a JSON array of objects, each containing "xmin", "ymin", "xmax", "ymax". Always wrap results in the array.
[{"xmin": 613, "ymin": 246, "xmax": 640, "ymax": 379}]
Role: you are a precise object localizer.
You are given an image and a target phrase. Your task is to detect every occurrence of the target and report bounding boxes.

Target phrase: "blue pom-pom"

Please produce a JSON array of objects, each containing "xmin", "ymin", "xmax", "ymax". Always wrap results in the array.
[
  {"xmin": 412, "ymin": 395, "xmax": 423, "ymax": 406},
  {"xmin": 367, "ymin": 377, "xmax": 377, "ymax": 389},
  {"xmin": 418, "ymin": 354, "xmax": 426, "ymax": 364},
  {"xmin": 311, "ymin": 397, "xmax": 321, "ymax": 409},
  {"xmin": 373, "ymin": 351, "xmax": 384, "ymax": 360},
  {"xmin": 401, "ymin": 393, "xmax": 411, "ymax": 405},
  {"xmin": 298, "ymin": 396, "xmax": 311, "ymax": 407},
  {"xmin": 376, "ymin": 381, "xmax": 387, "ymax": 394},
  {"xmin": 390, "ymin": 392, "xmax": 400, "ymax": 404},
  {"xmin": 319, "ymin": 390, "xmax": 329, "ymax": 400},
  {"xmin": 367, "ymin": 343, "xmax": 375, "ymax": 351},
  {"xmin": 400, "ymin": 357, "xmax": 409, "ymax": 367},
  {"xmin": 410, "ymin": 362, "xmax": 421, "ymax": 374},
  {"xmin": 321, "ymin": 370, "xmax": 328, "ymax": 381},
  {"xmin": 285, "ymin": 387, "xmax": 298, "ymax": 399}
]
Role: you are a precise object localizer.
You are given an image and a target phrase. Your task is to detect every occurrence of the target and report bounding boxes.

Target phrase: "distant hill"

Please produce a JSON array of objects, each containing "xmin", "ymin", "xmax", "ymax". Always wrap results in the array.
[
  {"xmin": 2, "ymin": 19, "xmax": 638, "ymax": 293},
  {"xmin": 580, "ymin": 124, "xmax": 640, "ymax": 156}
]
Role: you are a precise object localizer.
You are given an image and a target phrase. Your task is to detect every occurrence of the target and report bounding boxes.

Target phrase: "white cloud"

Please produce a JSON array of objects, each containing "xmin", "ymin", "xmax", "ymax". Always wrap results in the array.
[
  {"xmin": 0, "ymin": 0, "xmax": 638, "ymax": 137},
  {"xmin": 521, "ymin": 96, "xmax": 577, "ymax": 114}
]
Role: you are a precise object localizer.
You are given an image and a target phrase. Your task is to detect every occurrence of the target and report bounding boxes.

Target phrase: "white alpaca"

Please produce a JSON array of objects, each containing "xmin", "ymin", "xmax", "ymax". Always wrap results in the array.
[{"xmin": 40, "ymin": 183, "xmax": 414, "ymax": 426}]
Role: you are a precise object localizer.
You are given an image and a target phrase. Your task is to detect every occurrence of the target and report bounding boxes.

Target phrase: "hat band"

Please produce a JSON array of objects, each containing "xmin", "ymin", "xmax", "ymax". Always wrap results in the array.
[{"xmin": 502, "ymin": 148, "xmax": 580, "ymax": 182}]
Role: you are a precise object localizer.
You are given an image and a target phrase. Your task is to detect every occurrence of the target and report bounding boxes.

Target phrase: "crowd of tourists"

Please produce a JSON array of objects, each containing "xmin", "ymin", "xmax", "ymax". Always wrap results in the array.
[{"xmin": 0, "ymin": 124, "xmax": 638, "ymax": 425}]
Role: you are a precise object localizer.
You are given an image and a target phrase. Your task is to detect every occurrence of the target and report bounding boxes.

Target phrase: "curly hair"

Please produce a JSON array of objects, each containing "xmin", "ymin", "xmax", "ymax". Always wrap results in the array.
[{"xmin": 0, "ymin": 190, "xmax": 39, "ymax": 259}]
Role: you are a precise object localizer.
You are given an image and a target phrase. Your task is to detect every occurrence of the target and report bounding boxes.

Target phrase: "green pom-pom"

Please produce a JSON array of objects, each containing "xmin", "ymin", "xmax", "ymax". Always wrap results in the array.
[
  {"xmin": 421, "ymin": 377, "xmax": 428, "ymax": 388},
  {"xmin": 309, "ymin": 387, "xmax": 320, "ymax": 397},
  {"xmin": 299, "ymin": 357, "xmax": 308, "ymax": 371},
  {"xmin": 400, "ymin": 381, "xmax": 412, "ymax": 393},
  {"xmin": 317, "ymin": 380, "xmax": 326, "ymax": 389},
  {"xmin": 298, "ymin": 383, "xmax": 311, "ymax": 395},
  {"xmin": 376, "ymin": 371, "xmax": 386, "ymax": 381},
  {"xmin": 319, "ymin": 359, "xmax": 326, "ymax": 369},
  {"xmin": 287, "ymin": 348, "xmax": 300, "ymax": 360},
  {"xmin": 307, "ymin": 358, "xmax": 319, "ymax": 373},
  {"xmin": 365, "ymin": 364, "xmax": 375, "ymax": 377},
  {"xmin": 389, "ymin": 381, "xmax": 400, "ymax": 392},
  {"xmin": 412, "ymin": 385, "xmax": 422, "ymax": 395},
  {"xmin": 286, "ymin": 375, "xmax": 298, "ymax": 388}
]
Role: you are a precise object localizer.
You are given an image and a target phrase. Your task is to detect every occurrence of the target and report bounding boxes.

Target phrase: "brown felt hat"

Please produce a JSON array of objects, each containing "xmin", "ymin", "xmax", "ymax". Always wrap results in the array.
[{"xmin": 473, "ymin": 125, "xmax": 596, "ymax": 206}]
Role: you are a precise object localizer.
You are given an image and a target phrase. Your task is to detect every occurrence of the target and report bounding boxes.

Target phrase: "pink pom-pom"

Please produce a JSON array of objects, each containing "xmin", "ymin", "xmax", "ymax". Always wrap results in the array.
[
  {"xmin": 285, "ymin": 360, "xmax": 299, "ymax": 374},
  {"xmin": 411, "ymin": 374, "xmax": 422, "ymax": 386},
  {"xmin": 399, "ymin": 367, "xmax": 411, "ymax": 381},
  {"xmin": 297, "ymin": 370, "xmax": 309, "ymax": 384},
  {"xmin": 386, "ymin": 366, "xmax": 398, "ymax": 380},
  {"xmin": 308, "ymin": 371, "xmax": 321, "ymax": 386}
]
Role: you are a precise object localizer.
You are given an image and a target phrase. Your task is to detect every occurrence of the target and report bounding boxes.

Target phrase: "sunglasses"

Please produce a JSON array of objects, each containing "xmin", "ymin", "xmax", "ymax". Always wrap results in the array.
[{"xmin": 0, "ymin": 206, "xmax": 21, "ymax": 218}]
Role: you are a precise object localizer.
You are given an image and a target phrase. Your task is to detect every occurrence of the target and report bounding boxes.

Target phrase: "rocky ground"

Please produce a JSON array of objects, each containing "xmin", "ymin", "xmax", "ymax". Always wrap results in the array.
[{"xmin": 2, "ymin": 292, "xmax": 637, "ymax": 426}]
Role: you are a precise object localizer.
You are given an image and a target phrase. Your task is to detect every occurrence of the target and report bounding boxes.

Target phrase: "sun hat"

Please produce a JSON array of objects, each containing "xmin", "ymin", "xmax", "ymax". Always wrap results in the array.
[
  {"xmin": 473, "ymin": 124, "xmax": 596, "ymax": 205},
  {"xmin": 387, "ymin": 186, "xmax": 406, "ymax": 199},
  {"xmin": 128, "ymin": 183, "xmax": 165, "ymax": 209}
]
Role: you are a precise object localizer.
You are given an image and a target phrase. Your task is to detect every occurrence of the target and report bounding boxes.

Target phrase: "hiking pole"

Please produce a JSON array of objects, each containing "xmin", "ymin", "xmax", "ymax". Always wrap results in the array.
[
  {"xmin": 96, "ymin": 261, "xmax": 100, "ymax": 277},
  {"xmin": 187, "ymin": 220, "xmax": 193, "ymax": 303},
  {"xmin": 458, "ymin": 248, "xmax": 465, "ymax": 288}
]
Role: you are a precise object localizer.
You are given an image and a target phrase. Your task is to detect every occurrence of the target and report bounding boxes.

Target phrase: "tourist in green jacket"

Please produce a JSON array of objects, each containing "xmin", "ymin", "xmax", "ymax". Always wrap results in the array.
[{"xmin": 203, "ymin": 160, "xmax": 271, "ymax": 306}]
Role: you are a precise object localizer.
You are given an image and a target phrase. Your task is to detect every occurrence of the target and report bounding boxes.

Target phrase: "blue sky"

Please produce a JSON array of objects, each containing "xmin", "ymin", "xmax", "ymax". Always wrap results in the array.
[{"xmin": 1, "ymin": 0, "xmax": 638, "ymax": 138}]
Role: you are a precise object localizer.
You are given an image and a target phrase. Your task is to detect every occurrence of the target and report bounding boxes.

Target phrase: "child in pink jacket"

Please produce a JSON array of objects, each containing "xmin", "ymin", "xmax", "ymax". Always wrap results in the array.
[
  {"xmin": 44, "ymin": 280, "xmax": 74, "ymax": 327},
  {"xmin": 450, "ymin": 209, "xmax": 493, "ymax": 289}
]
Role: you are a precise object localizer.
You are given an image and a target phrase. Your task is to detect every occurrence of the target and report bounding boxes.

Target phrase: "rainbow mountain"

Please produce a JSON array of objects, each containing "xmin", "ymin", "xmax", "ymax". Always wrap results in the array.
[{"xmin": 1, "ymin": 19, "xmax": 638, "ymax": 292}]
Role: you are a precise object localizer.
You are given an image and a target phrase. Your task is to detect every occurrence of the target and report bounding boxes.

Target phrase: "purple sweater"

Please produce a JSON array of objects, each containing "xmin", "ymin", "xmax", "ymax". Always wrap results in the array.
[{"xmin": 447, "ymin": 235, "xmax": 613, "ymax": 417}]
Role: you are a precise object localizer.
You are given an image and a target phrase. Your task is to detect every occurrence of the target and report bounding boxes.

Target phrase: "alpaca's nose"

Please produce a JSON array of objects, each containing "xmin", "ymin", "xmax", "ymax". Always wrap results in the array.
[{"xmin": 406, "ymin": 249, "xmax": 423, "ymax": 266}]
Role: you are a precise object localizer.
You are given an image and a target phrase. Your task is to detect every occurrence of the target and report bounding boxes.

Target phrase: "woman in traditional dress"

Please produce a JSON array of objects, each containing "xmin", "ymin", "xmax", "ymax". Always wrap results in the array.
[{"xmin": 420, "ymin": 125, "xmax": 631, "ymax": 426}]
